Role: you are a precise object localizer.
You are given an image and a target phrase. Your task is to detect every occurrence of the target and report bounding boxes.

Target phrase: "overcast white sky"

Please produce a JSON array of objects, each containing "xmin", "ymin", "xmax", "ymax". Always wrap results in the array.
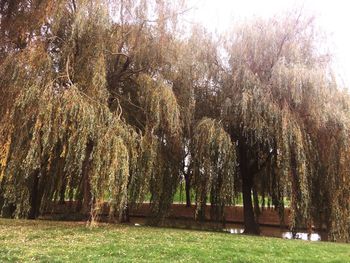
[{"xmin": 187, "ymin": 0, "xmax": 350, "ymax": 87}]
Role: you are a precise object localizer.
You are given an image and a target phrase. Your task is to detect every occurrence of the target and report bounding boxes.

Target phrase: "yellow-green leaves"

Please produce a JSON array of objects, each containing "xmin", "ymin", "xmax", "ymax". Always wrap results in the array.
[{"xmin": 192, "ymin": 118, "xmax": 236, "ymax": 221}]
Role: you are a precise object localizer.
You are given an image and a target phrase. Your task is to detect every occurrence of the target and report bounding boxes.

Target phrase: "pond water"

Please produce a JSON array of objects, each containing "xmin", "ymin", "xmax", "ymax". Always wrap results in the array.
[
  {"xmin": 129, "ymin": 216, "xmax": 327, "ymax": 241},
  {"xmin": 224, "ymin": 225, "xmax": 324, "ymax": 241}
]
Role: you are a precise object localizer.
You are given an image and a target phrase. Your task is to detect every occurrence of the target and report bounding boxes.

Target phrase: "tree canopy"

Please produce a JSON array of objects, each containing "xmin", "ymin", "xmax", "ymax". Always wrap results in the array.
[{"xmin": 0, "ymin": 0, "xmax": 350, "ymax": 242}]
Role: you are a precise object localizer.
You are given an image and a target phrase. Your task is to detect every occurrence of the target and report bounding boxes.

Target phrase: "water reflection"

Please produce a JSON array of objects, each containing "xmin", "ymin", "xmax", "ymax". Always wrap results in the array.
[
  {"xmin": 282, "ymin": 232, "xmax": 321, "ymax": 241},
  {"xmin": 227, "ymin": 228, "xmax": 244, "ymax": 234},
  {"xmin": 224, "ymin": 226, "xmax": 323, "ymax": 241},
  {"xmin": 130, "ymin": 217, "xmax": 325, "ymax": 242}
]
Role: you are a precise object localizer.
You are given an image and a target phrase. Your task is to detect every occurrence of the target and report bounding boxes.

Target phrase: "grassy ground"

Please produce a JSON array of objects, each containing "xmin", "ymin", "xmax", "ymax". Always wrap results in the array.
[{"xmin": 0, "ymin": 218, "xmax": 349, "ymax": 262}]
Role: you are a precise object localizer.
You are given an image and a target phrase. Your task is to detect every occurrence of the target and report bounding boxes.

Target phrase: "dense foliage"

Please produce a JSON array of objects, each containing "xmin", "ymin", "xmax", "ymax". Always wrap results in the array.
[{"xmin": 0, "ymin": 0, "xmax": 349, "ymax": 242}]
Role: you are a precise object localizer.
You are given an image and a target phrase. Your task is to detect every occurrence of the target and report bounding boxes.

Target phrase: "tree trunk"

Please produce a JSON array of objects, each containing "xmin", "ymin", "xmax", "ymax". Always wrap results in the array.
[
  {"xmin": 28, "ymin": 170, "xmax": 40, "ymax": 219},
  {"xmin": 185, "ymin": 173, "xmax": 191, "ymax": 207},
  {"xmin": 59, "ymin": 176, "xmax": 67, "ymax": 205},
  {"xmin": 253, "ymin": 186, "xmax": 260, "ymax": 219},
  {"xmin": 28, "ymin": 158, "xmax": 49, "ymax": 219},
  {"xmin": 0, "ymin": 180, "xmax": 5, "ymax": 214},
  {"xmin": 242, "ymin": 175, "xmax": 259, "ymax": 234},
  {"xmin": 82, "ymin": 166, "xmax": 92, "ymax": 214},
  {"xmin": 57, "ymin": 154, "xmax": 67, "ymax": 205},
  {"xmin": 1, "ymin": 202, "xmax": 16, "ymax": 218},
  {"xmin": 120, "ymin": 203, "xmax": 130, "ymax": 223},
  {"xmin": 239, "ymin": 142, "xmax": 260, "ymax": 235},
  {"xmin": 76, "ymin": 141, "xmax": 94, "ymax": 215}
]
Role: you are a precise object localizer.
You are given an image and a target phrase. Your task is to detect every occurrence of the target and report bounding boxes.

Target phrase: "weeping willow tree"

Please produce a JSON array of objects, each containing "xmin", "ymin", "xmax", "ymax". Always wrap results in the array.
[
  {"xmin": 1, "ymin": 0, "xmax": 350, "ymax": 243},
  {"xmin": 312, "ymin": 92, "xmax": 350, "ymax": 242},
  {"xmin": 221, "ymin": 12, "xmax": 350, "ymax": 240},
  {"xmin": 134, "ymin": 74, "xmax": 182, "ymax": 223},
  {"xmin": 159, "ymin": 25, "xmax": 225, "ymax": 208},
  {"xmin": 0, "ymin": 51, "xmax": 134, "ymax": 221},
  {"xmin": 0, "ymin": 0, "xmax": 184, "ymax": 224},
  {"xmin": 0, "ymin": 1, "xmax": 136, "ymax": 221},
  {"xmin": 191, "ymin": 118, "xmax": 236, "ymax": 222}
]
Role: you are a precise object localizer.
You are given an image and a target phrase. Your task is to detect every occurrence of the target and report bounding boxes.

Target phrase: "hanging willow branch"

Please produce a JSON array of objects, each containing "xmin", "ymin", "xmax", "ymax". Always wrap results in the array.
[
  {"xmin": 135, "ymin": 73, "xmax": 182, "ymax": 224},
  {"xmin": 191, "ymin": 118, "xmax": 236, "ymax": 222}
]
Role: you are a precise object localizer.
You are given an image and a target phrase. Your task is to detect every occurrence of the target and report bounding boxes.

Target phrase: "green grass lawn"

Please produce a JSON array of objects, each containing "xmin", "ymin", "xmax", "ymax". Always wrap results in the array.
[{"xmin": 0, "ymin": 218, "xmax": 349, "ymax": 262}]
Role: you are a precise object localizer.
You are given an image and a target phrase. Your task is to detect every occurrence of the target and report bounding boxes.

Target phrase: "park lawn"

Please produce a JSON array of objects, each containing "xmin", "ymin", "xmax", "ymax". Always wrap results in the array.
[{"xmin": 0, "ymin": 218, "xmax": 349, "ymax": 263}]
